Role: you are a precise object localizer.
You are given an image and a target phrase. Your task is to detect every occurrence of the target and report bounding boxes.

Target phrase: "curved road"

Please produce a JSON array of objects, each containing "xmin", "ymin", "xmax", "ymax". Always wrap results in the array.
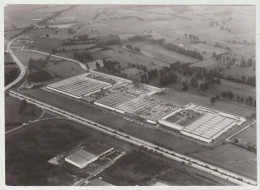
[{"xmin": 5, "ymin": 39, "xmax": 27, "ymax": 91}]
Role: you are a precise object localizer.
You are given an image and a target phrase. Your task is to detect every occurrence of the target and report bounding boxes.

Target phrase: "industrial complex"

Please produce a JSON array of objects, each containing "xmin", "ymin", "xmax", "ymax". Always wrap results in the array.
[{"xmin": 46, "ymin": 72, "xmax": 246, "ymax": 143}]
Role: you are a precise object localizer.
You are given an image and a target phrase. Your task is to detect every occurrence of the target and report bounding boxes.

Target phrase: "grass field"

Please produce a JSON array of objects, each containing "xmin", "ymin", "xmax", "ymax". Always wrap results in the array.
[
  {"xmin": 99, "ymin": 150, "xmax": 233, "ymax": 186},
  {"xmin": 127, "ymin": 41, "xmax": 199, "ymax": 64},
  {"xmin": 101, "ymin": 45, "xmax": 169, "ymax": 70},
  {"xmin": 4, "ymin": 5, "xmax": 70, "ymax": 28},
  {"xmin": 5, "ymin": 118, "xmax": 133, "ymax": 186},
  {"xmin": 5, "ymin": 95, "xmax": 42, "ymax": 131},
  {"xmin": 14, "ymin": 50, "xmax": 86, "ymax": 83},
  {"xmin": 152, "ymin": 89, "xmax": 255, "ymax": 118},
  {"xmin": 231, "ymin": 123, "xmax": 256, "ymax": 147},
  {"xmin": 26, "ymin": 38, "xmax": 63, "ymax": 53},
  {"xmin": 192, "ymin": 144, "xmax": 256, "ymax": 180}
]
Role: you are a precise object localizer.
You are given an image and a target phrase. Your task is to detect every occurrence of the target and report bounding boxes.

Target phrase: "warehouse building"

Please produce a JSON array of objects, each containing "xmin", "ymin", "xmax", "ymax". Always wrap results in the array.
[
  {"xmin": 65, "ymin": 148, "xmax": 114, "ymax": 169},
  {"xmin": 65, "ymin": 149, "xmax": 98, "ymax": 169}
]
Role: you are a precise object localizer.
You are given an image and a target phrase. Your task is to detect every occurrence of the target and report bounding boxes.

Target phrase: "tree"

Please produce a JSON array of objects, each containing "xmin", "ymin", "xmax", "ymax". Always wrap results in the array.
[
  {"xmin": 96, "ymin": 62, "xmax": 101, "ymax": 70},
  {"xmin": 248, "ymin": 96, "xmax": 253, "ymax": 106},
  {"xmin": 182, "ymin": 82, "xmax": 188, "ymax": 91},
  {"xmin": 210, "ymin": 97, "xmax": 216, "ymax": 104}
]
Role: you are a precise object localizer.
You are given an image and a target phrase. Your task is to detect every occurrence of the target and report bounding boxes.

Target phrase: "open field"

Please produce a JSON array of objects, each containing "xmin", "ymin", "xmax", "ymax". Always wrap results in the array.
[
  {"xmin": 5, "ymin": 118, "xmax": 133, "ymax": 186},
  {"xmin": 26, "ymin": 38, "xmax": 64, "ymax": 53},
  {"xmin": 5, "ymin": 95, "xmax": 42, "ymax": 131},
  {"xmin": 231, "ymin": 123, "xmax": 256, "ymax": 148},
  {"xmin": 4, "ymin": 5, "xmax": 70, "ymax": 28},
  {"xmin": 101, "ymin": 45, "xmax": 169, "ymax": 70},
  {"xmin": 222, "ymin": 65, "xmax": 255, "ymax": 79},
  {"xmin": 14, "ymin": 50, "xmax": 86, "ymax": 83},
  {"xmin": 152, "ymin": 90, "xmax": 256, "ymax": 118},
  {"xmin": 206, "ymin": 79, "xmax": 256, "ymax": 100},
  {"xmin": 127, "ymin": 41, "xmax": 199, "ymax": 63},
  {"xmin": 192, "ymin": 144, "xmax": 256, "ymax": 180},
  {"xmin": 99, "ymin": 150, "xmax": 233, "ymax": 186}
]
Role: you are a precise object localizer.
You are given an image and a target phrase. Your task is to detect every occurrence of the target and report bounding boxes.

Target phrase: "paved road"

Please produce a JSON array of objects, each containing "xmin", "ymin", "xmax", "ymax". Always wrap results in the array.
[
  {"xmin": 8, "ymin": 90, "xmax": 257, "ymax": 186},
  {"xmin": 5, "ymin": 39, "xmax": 27, "ymax": 91}
]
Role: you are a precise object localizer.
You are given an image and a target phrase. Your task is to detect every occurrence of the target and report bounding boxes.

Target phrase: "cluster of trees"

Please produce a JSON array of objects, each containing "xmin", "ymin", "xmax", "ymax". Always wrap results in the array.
[
  {"xmin": 128, "ymin": 62, "xmax": 147, "ymax": 72},
  {"xmin": 125, "ymin": 44, "xmax": 141, "ymax": 53},
  {"xmin": 240, "ymin": 58, "xmax": 254, "ymax": 68},
  {"xmin": 102, "ymin": 59, "xmax": 121, "ymax": 73},
  {"xmin": 165, "ymin": 43, "xmax": 203, "ymax": 60},
  {"xmin": 221, "ymin": 91, "xmax": 234, "ymax": 100},
  {"xmin": 27, "ymin": 58, "xmax": 53, "ymax": 82},
  {"xmin": 220, "ymin": 26, "xmax": 231, "ymax": 32},
  {"xmin": 63, "ymin": 37, "xmax": 96, "ymax": 46},
  {"xmin": 184, "ymin": 33, "xmax": 199, "ymax": 41},
  {"xmin": 96, "ymin": 35, "xmax": 121, "ymax": 47},
  {"xmin": 28, "ymin": 57, "xmax": 49, "ymax": 69},
  {"xmin": 210, "ymin": 95, "xmax": 219, "ymax": 104},
  {"xmin": 73, "ymin": 52, "xmax": 93, "ymax": 62},
  {"xmin": 213, "ymin": 42, "xmax": 231, "ymax": 51},
  {"xmin": 160, "ymin": 72, "xmax": 179, "ymax": 86},
  {"xmin": 5, "ymin": 69, "xmax": 19, "ymax": 86},
  {"xmin": 147, "ymin": 69, "xmax": 158, "ymax": 80}
]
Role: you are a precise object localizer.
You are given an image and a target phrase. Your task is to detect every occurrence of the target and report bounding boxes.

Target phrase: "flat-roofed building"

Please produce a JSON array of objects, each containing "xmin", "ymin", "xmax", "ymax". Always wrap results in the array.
[{"xmin": 65, "ymin": 149, "xmax": 98, "ymax": 169}]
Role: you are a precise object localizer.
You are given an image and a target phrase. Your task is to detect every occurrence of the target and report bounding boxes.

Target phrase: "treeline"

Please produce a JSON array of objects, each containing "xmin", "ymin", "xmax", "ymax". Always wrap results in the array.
[
  {"xmin": 165, "ymin": 43, "xmax": 203, "ymax": 60},
  {"xmin": 222, "ymin": 91, "xmax": 256, "ymax": 107}
]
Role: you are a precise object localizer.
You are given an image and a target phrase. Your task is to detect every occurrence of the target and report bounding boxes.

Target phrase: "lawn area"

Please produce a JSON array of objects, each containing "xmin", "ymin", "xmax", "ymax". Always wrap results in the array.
[
  {"xmin": 192, "ymin": 144, "xmax": 256, "ymax": 180},
  {"xmin": 5, "ymin": 95, "xmax": 42, "ymax": 131}
]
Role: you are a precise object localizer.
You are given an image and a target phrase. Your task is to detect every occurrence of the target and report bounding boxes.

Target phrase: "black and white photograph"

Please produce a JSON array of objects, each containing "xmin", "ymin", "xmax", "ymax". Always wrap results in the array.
[{"xmin": 2, "ymin": 0, "xmax": 258, "ymax": 188}]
